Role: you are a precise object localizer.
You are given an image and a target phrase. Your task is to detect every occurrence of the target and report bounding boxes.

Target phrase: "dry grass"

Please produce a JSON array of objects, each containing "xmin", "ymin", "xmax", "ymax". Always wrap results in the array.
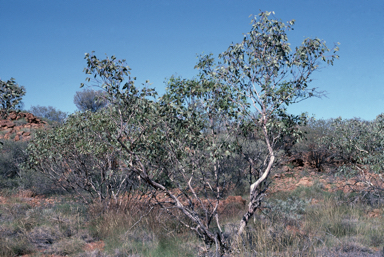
[
  {"xmin": 1, "ymin": 171, "xmax": 384, "ymax": 256},
  {"xmin": 87, "ymin": 201, "xmax": 199, "ymax": 256},
  {"xmin": 229, "ymin": 180, "xmax": 384, "ymax": 256},
  {"xmin": 0, "ymin": 193, "xmax": 90, "ymax": 257}
]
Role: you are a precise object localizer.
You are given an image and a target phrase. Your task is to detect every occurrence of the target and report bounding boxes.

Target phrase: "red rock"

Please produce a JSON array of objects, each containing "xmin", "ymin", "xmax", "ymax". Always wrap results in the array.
[
  {"xmin": 0, "ymin": 112, "xmax": 46, "ymax": 142},
  {"xmin": 0, "ymin": 120, "xmax": 15, "ymax": 128},
  {"xmin": 7, "ymin": 113, "xmax": 17, "ymax": 120},
  {"xmin": 1, "ymin": 128, "xmax": 13, "ymax": 134}
]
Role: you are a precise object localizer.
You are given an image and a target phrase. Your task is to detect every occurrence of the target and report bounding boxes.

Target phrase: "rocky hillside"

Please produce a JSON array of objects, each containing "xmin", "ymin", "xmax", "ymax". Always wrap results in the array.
[{"xmin": 0, "ymin": 111, "xmax": 47, "ymax": 141}]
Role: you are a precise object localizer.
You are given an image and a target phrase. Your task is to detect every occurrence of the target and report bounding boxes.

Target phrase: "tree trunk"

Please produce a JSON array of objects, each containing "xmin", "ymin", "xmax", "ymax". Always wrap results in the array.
[{"xmin": 237, "ymin": 123, "xmax": 275, "ymax": 237}]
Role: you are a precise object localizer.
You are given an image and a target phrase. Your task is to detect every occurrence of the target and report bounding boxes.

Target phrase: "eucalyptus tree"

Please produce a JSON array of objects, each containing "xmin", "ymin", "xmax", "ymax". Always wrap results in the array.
[
  {"xmin": 80, "ymin": 52, "xmax": 236, "ymax": 253},
  {"xmin": 194, "ymin": 11, "xmax": 339, "ymax": 237},
  {"xmin": 78, "ymin": 10, "xmax": 339, "ymax": 253}
]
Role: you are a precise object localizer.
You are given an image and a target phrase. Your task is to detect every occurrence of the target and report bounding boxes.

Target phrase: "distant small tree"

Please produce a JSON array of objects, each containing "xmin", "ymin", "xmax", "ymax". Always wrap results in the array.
[
  {"xmin": 0, "ymin": 78, "xmax": 26, "ymax": 118},
  {"xmin": 73, "ymin": 88, "xmax": 108, "ymax": 112},
  {"xmin": 29, "ymin": 105, "xmax": 67, "ymax": 123}
]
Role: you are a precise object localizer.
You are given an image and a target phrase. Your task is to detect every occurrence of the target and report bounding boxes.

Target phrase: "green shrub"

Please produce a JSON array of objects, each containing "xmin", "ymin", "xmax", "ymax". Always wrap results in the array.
[
  {"xmin": 321, "ymin": 115, "xmax": 384, "ymax": 174},
  {"xmin": 265, "ymin": 195, "xmax": 310, "ymax": 221},
  {"xmin": 0, "ymin": 140, "xmax": 28, "ymax": 188},
  {"xmin": 27, "ymin": 109, "xmax": 137, "ymax": 206}
]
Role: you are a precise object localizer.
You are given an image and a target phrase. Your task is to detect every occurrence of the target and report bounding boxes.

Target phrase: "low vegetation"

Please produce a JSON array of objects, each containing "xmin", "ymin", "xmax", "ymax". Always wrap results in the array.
[
  {"xmin": 0, "ymin": 165, "xmax": 383, "ymax": 256},
  {"xmin": 2, "ymin": 114, "xmax": 384, "ymax": 256}
]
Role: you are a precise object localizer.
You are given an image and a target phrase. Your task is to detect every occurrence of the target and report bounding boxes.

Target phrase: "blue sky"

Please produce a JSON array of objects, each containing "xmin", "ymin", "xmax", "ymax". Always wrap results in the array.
[{"xmin": 1, "ymin": 0, "xmax": 383, "ymax": 120}]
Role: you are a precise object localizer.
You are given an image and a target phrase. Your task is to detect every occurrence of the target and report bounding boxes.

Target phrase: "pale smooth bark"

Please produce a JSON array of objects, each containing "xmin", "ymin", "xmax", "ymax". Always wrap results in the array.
[{"xmin": 237, "ymin": 124, "xmax": 275, "ymax": 236}]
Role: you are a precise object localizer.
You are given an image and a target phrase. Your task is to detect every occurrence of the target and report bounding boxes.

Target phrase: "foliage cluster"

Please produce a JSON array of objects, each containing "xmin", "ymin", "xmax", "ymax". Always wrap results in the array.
[
  {"xmin": 27, "ymin": 109, "xmax": 137, "ymax": 207},
  {"xmin": 0, "ymin": 78, "xmax": 25, "ymax": 119},
  {"xmin": 0, "ymin": 139, "xmax": 60, "ymax": 195},
  {"xmin": 319, "ymin": 115, "xmax": 384, "ymax": 174},
  {"xmin": 293, "ymin": 115, "xmax": 384, "ymax": 177}
]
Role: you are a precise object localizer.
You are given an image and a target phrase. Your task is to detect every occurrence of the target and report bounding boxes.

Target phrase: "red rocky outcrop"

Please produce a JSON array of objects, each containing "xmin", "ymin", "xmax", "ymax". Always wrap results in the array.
[{"xmin": 0, "ymin": 111, "xmax": 47, "ymax": 142}]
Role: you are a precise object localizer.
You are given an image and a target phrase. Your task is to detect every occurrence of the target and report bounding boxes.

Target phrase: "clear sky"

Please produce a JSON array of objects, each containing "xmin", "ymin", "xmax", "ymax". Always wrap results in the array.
[{"xmin": 1, "ymin": 0, "xmax": 383, "ymax": 120}]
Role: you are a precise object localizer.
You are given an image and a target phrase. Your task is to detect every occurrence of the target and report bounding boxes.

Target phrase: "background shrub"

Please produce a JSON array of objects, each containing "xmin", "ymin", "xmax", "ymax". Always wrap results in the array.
[
  {"xmin": 0, "ymin": 140, "xmax": 28, "ymax": 188},
  {"xmin": 73, "ymin": 88, "xmax": 108, "ymax": 112},
  {"xmin": 29, "ymin": 105, "xmax": 67, "ymax": 123}
]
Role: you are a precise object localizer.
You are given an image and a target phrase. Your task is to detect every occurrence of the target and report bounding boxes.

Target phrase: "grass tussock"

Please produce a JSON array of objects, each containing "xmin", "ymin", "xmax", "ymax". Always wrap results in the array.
[
  {"xmin": 87, "ymin": 201, "xmax": 198, "ymax": 256},
  {"xmin": 231, "ymin": 182, "xmax": 384, "ymax": 256},
  {"xmin": 0, "ymin": 194, "xmax": 90, "ymax": 257}
]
